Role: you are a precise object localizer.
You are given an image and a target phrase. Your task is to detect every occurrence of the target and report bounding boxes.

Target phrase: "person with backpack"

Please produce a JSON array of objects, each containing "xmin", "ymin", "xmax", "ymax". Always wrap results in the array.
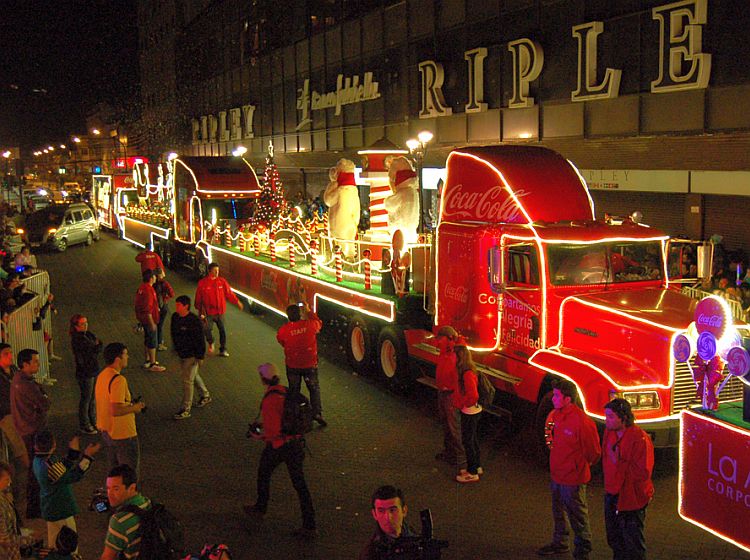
[
  {"xmin": 100, "ymin": 464, "xmax": 152, "ymax": 559},
  {"xmin": 451, "ymin": 344, "xmax": 482, "ymax": 484},
  {"xmin": 433, "ymin": 326, "xmax": 467, "ymax": 475},
  {"xmin": 243, "ymin": 363, "xmax": 316, "ymax": 539}
]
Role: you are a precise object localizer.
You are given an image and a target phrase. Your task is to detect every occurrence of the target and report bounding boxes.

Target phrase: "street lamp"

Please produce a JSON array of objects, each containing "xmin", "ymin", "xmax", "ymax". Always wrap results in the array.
[
  {"xmin": 406, "ymin": 130, "xmax": 434, "ymax": 234},
  {"xmin": 167, "ymin": 152, "xmax": 179, "ymax": 161},
  {"xmin": 72, "ymin": 137, "xmax": 81, "ymax": 143},
  {"xmin": 232, "ymin": 146, "xmax": 247, "ymax": 157},
  {"xmin": 92, "ymin": 129, "xmax": 100, "ymax": 135}
]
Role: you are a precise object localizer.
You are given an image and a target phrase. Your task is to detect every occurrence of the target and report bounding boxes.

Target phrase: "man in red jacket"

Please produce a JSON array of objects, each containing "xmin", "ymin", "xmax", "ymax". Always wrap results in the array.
[
  {"xmin": 602, "ymin": 398, "xmax": 654, "ymax": 560},
  {"xmin": 134, "ymin": 248, "xmax": 164, "ymax": 274},
  {"xmin": 133, "ymin": 270, "xmax": 165, "ymax": 372},
  {"xmin": 194, "ymin": 263, "xmax": 243, "ymax": 357},
  {"xmin": 538, "ymin": 379, "xmax": 601, "ymax": 560},
  {"xmin": 276, "ymin": 302, "xmax": 326, "ymax": 427}
]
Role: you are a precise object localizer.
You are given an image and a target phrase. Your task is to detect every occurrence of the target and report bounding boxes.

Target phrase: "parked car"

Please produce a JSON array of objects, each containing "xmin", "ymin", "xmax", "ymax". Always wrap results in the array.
[{"xmin": 25, "ymin": 203, "xmax": 100, "ymax": 251}]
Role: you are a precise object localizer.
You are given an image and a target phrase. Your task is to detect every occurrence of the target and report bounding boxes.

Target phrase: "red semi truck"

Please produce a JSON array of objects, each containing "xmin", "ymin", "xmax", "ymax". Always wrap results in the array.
[{"xmin": 127, "ymin": 145, "xmax": 748, "ymax": 447}]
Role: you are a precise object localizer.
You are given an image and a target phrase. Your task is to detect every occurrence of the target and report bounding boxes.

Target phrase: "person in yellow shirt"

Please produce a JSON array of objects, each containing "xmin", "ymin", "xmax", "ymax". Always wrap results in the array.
[{"xmin": 94, "ymin": 343, "xmax": 145, "ymax": 481}]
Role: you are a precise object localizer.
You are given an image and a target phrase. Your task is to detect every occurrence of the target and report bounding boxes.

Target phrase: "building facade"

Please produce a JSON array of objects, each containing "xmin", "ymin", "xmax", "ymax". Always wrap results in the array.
[{"xmin": 138, "ymin": 0, "xmax": 750, "ymax": 251}]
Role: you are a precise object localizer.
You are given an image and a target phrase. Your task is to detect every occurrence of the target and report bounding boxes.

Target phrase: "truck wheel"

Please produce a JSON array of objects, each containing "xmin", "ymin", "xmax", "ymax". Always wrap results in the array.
[
  {"xmin": 195, "ymin": 257, "xmax": 208, "ymax": 279},
  {"xmin": 534, "ymin": 389, "xmax": 555, "ymax": 459},
  {"xmin": 162, "ymin": 244, "xmax": 172, "ymax": 269},
  {"xmin": 345, "ymin": 316, "xmax": 374, "ymax": 373},
  {"xmin": 376, "ymin": 326, "xmax": 413, "ymax": 390}
]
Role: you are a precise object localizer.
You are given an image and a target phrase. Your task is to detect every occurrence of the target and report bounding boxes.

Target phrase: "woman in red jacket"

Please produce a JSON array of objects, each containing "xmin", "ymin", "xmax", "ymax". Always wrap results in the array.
[{"xmin": 451, "ymin": 345, "xmax": 482, "ymax": 483}]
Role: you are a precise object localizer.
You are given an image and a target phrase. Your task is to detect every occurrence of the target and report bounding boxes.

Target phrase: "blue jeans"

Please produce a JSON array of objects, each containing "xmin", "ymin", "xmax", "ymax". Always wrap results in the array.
[
  {"xmin": 550, "ymin": 481, "xmax": 592, "ymax": 559},
  {"xmin": 605, "ymin": 493, "xmax": 647, "ymax": 560},
  {"xmin": 76, "ymin": 375, "xmax": 96, "ymax": 430}
]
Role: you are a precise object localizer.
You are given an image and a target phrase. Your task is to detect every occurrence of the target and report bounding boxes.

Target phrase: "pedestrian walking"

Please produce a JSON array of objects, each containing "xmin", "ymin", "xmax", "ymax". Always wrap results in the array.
[
  {"xmin": 10, "ymin": 348, "xmax": 49, "ymax": 519},
  {"xmin": 69, "ymin": 314, "xmax": 102, "ymax": 434},
  {"xmin": 171, "ymin": 295, "xmax": 212, "ymax": 420},
  {"xmin": 451, "ymin": 344, "xmax": 482, "ymax": 483},
  {"xmin": 194, "ymin": 262, "xmax": 243, "ymax": 357},
  {"xmin": 135, "ymin": 247, "xmax": 165, "ymax": 275},
  {"xmin": 154, "ymin": 268, "xmax": 175, "ymax": 351},
  {"xmin": 433, "ymin": 326, "xmax": 466, "ymax": 474},
  {"xmin": 537, "ymin": 379, "xmax": 601, "ymax": 560},
  {"xmin": 243, "ymin": 363, "xmax": 316, "ymax": 539},
  {"xmin": 602, "ymin": 398, "xmax": 654, "ymax": 560},
  {"xmin": 32, "ymin": 430, "xmax": 100, "ymax": 549},
  {"xmin": 276, "ymin": 302, "xmax": 326, "ymax": 426},
  {"xmin": 95, "ymin": 343, "xmax": 145, "ymax": 481},
  {"xmin": 134, "ymin": 270, "xmax": 166, "ymax": 372}
]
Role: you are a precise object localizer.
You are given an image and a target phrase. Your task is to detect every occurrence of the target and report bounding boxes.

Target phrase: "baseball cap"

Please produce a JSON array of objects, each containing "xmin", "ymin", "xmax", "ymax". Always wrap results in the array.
[{"xmin": 258, "ymin": 362, "xmax": 279, "ymax": 380}]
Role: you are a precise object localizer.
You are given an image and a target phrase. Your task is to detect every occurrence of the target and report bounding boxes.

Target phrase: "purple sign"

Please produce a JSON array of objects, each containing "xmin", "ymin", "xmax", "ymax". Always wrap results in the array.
[
  {"xmin": 726, "ymin": 346, "xmax": 750, "ymax": 377},
  {"xmin": 673, "ymin": 334, "xmax": 693, "ymax": 363},
  {"xmin": 694, "ymin": 297, "xmax": 729, "ymax": 339},
  {"xmin": 697, "ymin": 331, "xmax": 717, "ymax": 361}
]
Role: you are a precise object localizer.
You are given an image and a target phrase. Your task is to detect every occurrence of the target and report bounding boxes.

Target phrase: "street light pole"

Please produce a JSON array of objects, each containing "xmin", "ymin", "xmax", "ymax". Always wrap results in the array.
[{"xmin": 406, "ymin": 130, "xmax": 433, "ymax": 234}]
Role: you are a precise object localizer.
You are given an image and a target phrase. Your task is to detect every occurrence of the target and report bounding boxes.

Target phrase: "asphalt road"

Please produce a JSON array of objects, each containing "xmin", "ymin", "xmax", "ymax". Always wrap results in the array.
[{"xmin": 24, "ymin": 233, "xmax": 747, "ymax": 559}]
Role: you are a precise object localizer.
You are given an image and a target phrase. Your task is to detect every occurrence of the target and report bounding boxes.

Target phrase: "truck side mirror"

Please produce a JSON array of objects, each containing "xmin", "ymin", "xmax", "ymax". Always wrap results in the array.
[
  {"xmin": 696, "ymin": 244, "xmax": 713, "ymax": 280},
  {"xmin": 488, "ymin": 246, "xmax": 504, "ymax": 293}
]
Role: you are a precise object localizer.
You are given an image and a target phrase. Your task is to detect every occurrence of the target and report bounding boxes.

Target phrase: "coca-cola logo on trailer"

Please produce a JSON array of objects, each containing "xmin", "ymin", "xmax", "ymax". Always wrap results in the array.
[{"xmin": 442, "ymin": 184, "xmax": 530, "ymax": 223}]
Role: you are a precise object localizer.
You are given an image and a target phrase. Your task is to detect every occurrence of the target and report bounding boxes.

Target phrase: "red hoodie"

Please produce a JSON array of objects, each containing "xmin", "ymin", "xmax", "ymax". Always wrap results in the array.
[
  {"xmin": 546, "ymin": 404, "xmax": 601, "ymax": 485},
  {"xmin": 134, "ymin": 282, "xmax": 159, "ymax": 325},
  {"xmin": 435, "ymin": 338, "xmax": 458, "ymax": 392},
  {"xmin": 602, "ymin": 425, "xmax": 655, "ymax": 511},
  {"xmin": 451, "ymin": 370, "xmax": 479, "ymax": 410},
  {"xmin": 194, "ymin": 275, "xmax": 240, "ymax": 315},
  {"xmin": 276, "ymin": 313, "xmax": 322, "ymax": 368},
  {"xmin": 135, "ymin": 250, "xmax": 165, "ymax": 273}
]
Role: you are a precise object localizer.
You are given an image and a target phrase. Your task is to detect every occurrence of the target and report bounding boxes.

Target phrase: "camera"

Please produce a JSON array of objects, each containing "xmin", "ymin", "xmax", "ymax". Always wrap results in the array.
[
  {"xmin": 90, "ymin": 487, "xmax": 110, "ymax": 513},
  {"xmin": 246, "ymin": 422, "xmax": 263, "ymax": 438},
  {"xmin": 132, "ymin": 395, "xmax": 147, "ymax": 413},
  {"xmin": 382, "ymin": 509, "xmax": 448, "ymax": 560}
]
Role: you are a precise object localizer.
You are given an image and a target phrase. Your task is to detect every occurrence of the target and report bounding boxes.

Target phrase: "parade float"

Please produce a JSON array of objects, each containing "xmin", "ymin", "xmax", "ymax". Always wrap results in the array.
[
  {"xmin": 675, "ymin": 295, "xmax": 750, "ymax": 553},
  {"xmin": 92, "ymin": 171, "xmax": 139, "ymax": 231},
  {"xmin": 120, "ymin": 143, "xmax": 748, "ymax": 449}
]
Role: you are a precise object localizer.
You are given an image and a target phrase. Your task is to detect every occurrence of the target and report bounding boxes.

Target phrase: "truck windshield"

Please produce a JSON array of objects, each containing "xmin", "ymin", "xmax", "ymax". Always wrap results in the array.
[
  {"xmin": 547, "ymin": 241, "xmax": 663, "ymax": 286},
  {"xmin": 202, "ymin": 199, "xmax": 253, "ymax": 223}
]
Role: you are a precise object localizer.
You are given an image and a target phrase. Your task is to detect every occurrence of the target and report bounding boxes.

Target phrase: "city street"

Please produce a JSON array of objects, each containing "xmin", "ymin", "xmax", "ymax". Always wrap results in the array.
[{"xmin": 30, "ymin": 233, "xmax": 746, "ymax": 560}]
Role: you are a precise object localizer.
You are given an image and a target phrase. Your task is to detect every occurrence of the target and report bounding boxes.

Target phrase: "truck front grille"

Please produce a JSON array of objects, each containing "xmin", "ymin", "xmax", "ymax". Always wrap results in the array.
[{"xmin": 671, "ymin": 359, "xmax": 745, "ymax": 414}]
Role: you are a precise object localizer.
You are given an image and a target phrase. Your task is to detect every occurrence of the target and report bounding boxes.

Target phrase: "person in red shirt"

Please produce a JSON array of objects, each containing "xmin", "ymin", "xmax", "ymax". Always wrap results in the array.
[
  {"xmin": 538, "ymin": 379, "xmax": 601, "ymax": 559},
  {"xmin": 451, "ymin": 344, "xmax": 481, "ymax": 483},
  {"xmin": 133, "ymin": 270, "xmax": 165, "ymax": 372},
  {"xmin": 602, "ymin": 398, "xmax": 654, "ymax": 560},
  {"xmin": 276, "ymin": 302, "xmax": 326, "ymax": 427},
  {"xmin": 433, "ymin": 326, "xmax": 466, "ymax": 474},
  {"xmin": 134, "ymin": 248, "xmax": 164, "ymax": 275},
  {"xmin": 194, "ymin": 263, "xmax": 243, "ymax": 357},
  {"xmin": 244, "ymin": 363, "xmax": 316, "ymax": 538}
]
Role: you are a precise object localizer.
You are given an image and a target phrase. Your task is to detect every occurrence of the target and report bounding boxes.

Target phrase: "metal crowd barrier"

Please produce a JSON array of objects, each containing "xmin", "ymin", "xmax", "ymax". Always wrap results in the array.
[
  {"xmin": 681, "ymin": 285, "xmax": 745, "ymax": 322},
  {"xmin": 1, "ymin": 294, "xmax": 52, "ymax": 384}
]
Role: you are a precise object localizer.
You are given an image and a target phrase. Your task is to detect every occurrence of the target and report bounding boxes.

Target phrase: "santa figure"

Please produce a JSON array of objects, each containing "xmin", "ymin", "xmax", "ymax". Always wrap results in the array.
[
  {"xmin": 385, "ymin": 156, "xmax": 420, "ymax": 244},
  {"xmin": 323, "ymin": 158, "xmax": 360, "ymax": 256}
]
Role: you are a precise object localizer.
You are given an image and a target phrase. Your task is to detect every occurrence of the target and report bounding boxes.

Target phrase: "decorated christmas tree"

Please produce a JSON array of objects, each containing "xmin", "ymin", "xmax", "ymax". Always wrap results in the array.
[{"xmin": 252, "ymin": 141, "xmax": 287, "ymax": 228}]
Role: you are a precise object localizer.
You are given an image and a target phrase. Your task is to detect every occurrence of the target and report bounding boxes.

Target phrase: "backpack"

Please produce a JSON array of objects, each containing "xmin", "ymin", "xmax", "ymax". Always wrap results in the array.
[
  {"xmin": 123, "ymin": 501, "xmax": 185, "ymax": 560},
  {"xmin": 261, "ymin": 388, "xmax": 314, "ymax": 436},
  {"xmin": 476, "ymin": 370, "xmax": 496, "ymax": 408}
]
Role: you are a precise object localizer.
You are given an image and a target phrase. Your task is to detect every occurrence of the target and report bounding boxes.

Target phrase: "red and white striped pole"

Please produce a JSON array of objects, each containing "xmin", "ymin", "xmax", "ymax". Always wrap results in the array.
[
  {"xmin": 334, "ymin": 245, "xmax": 343, "ymax": 282},
  {"xmin": 270, "ymin": 233, "xmax": 277, "ymax": 262},
  {"xmin": 224, "ymin": 228, "xmax": 233, "ymax": 248},
  {"xmin": 305, "ymin": 229, "xmax": 311, "ymax": 248},
  {"xmin": 363, "ymin": 249, "xmax": 372, "ymax": 290},
  {"xmin": 238, "ymin": 230, "xmax": 246, "ymax": 252},
  {"xmin": 212, "ymin": 227, "xmax": 220, "ymax": 245},
  {"xmin": 289, "ymin": 239, "xmax": 296, "ymax": 268},
  {"xmin": 310, "ymin": 240, "xmax": 318, "ymax": 276},
  {"xmin": 253, "ymin": 233, "xmax": 260, "ymax": 256}
]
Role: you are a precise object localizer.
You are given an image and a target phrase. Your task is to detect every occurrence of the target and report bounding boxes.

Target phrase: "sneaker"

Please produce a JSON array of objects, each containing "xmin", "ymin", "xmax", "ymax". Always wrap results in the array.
[
  {"xmin": 142, "ymin": 361, "xmax": 152, "ymax": 369},
  {"xmin": 243, "ymin": 504, "xmax": 265, "ymax": 517},
  {"xmin": 49, "ymin": 354, "xmax": 63, "ymax": 361},
  {"xmin": 195, "ymin": 395, "xmax": 212, "ymax": 408},
  {"xmin": 537, "ymin": 543, "xmax": 570, "ymax": 556},
  {"xmin": 157, "ymin": 343, "xmax": 168, "ymax": 351},
  {"xmin": 292, "ymin": 527, "xmax": 317, "ymax": 540},
  {"xmin": 80, "ymin": 426, "xmax": 98, "ymax": 435},
  {"xmin": 314, "ymin": 415, "xmax": 327, "ymax": 427},
  {"xmin": 456, "ymin": 472, "xmax": 480, "ymax": 483},
  {"xmin": 148, "ymin": 362, "xmax": 166, "ymax": 373},
  {"xmin": 219, "ymin": 350, "xmax": 230, "ymax": 357},
  {"xmin": 477, "ymin": 466, "xmax": 484, "ymax": 475},
  {"xmin": 173, "ymin": 408, "xmax": 191, "ymax": 420}
]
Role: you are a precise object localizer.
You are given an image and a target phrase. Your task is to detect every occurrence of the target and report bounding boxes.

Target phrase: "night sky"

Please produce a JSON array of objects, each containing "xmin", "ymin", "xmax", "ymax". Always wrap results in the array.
[{"xmin": 0, "ymin": 0, "xmax": 138, "ymax": 151}]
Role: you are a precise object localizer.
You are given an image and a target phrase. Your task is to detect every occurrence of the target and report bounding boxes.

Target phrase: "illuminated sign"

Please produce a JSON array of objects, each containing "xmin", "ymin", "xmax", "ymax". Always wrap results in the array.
[{"xmin": 296, "ymin": 73, "xmax": 381, "ymax": 131}]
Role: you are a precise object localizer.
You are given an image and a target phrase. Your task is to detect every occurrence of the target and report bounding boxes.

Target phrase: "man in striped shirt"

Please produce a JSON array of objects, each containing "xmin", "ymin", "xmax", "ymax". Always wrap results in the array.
[{"xmin": 99, "ymin": 464, "xmax": 151, "ymax": 560}]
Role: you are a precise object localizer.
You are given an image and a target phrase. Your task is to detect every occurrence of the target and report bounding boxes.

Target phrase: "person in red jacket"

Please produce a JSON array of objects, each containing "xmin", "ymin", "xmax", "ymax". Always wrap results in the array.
[
  {"xmin": 134, "ymin": 248, "xmax": 164, "ymax": 275},
  {"xmin": 434, "ymin": 326, "xmax": 466, "ymax": 474},
  {"xmin": 244, "ymin": 363, "xmax": 316, "ymax": 538},
  {"xmin": 451, "ymin": 344, "xmax": 481, "ymax": 483},
  {"xmin": 276, "ymin": 302, "xmax": 326, "ymax": 426},
  {"xmin": 135, "ymin": 247, "xmax": 164, "ymax": 274},
  {"xmin": 538, "ymin": 379, "xmax": 601, "ymax": 560},
  {"xmin": 133, "ymin": 270, "xmax": 165, "ymax": 372},
  {"xmin": 194, "ymin": 263, "xmax": 243, "ymax": 357},
  {"xmin": 602, "ymin": 398, "xmax": 654, "ymax": 560}
]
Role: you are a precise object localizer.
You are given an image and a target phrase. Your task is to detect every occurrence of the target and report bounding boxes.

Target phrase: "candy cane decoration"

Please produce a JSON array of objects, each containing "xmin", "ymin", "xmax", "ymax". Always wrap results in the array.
[
  {"xmin": 212, "ymin": 227, "xmax": 220, "ymax": 245},
  {"xmin": 270, "ymin": 233, "xmax": 276, "ymax": 262},
  {"xmin": 289, "ymin": 239, "xmax": 296, "ymax": 268},
  {"xmin": 334, "ymin": 245, "xmax": 343, "ymax": 282},
  {"xmin": 322, "ymin": 212, "xmax": 329, "ymax": 234},
  {"xmin": 304, "ymin": 229, "xmax": 311, "ymax": 248},
  {"xmin": 224, "ymin": 228, "xmax": 233, "ymax": 248},
  {"xmin": 310, "ymin": 240, "xmax": 318, "ymax": 276},
  {"xmin": 363, "ymin": 249, "xmax": 372, "ymax": 290},
  {"xmin": 240, "ymin": 232, "xmax": 248, "ymax": 252},
  {"xmin": 253, "ymin": 233, "xmax": 260, "ymax": 256}
]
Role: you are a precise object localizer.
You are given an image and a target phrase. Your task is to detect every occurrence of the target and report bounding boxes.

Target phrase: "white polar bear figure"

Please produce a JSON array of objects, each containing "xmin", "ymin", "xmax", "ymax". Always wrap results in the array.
[
  {"xmin": 323, "ymin": 158, "xmax": 360, "ymax": 256},
  {"xmin": 384, "ymin": 156, "xmax": 420, "ymax": 244}
]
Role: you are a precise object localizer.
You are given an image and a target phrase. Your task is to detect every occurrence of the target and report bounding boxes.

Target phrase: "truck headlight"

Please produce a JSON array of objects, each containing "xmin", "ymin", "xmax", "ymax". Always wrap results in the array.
[{"xmin": 611, "ymin": 391, "xmax": 661, "ymax": 410}]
